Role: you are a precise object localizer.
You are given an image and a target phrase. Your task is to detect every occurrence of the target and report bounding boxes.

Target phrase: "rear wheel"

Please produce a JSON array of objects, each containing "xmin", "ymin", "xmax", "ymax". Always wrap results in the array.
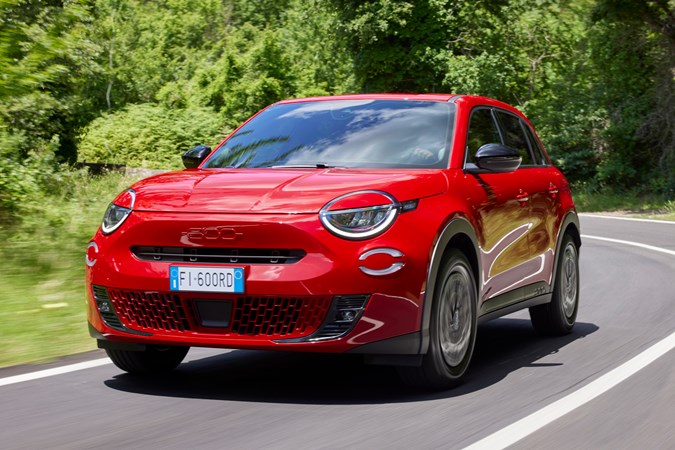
[
  {"xmin": 398, "ymin": 250, "xmax": 477, "ymax": 389},
  {"xmin": 105, "ymin": 345, "xmax": 189, "ymax": 374},
  {"xmin": 530, "ymin": 233, "xmax": 579, "ymax": 335}
]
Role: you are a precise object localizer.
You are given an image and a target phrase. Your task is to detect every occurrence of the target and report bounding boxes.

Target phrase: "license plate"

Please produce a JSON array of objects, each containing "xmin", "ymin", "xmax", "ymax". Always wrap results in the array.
[{"xmin": 169, "ymin": 266, "xmax": 244, "ymax": 293}]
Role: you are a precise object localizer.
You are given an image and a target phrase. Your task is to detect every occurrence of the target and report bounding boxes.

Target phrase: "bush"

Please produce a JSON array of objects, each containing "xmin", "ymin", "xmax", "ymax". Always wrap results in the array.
[
  {"xmin": 0, "ymin": 130, "xmax": 79, "ymax": 227},
  {"xmin": 78, "ymin": 103, "xmax": 228, "ymax": 169}
]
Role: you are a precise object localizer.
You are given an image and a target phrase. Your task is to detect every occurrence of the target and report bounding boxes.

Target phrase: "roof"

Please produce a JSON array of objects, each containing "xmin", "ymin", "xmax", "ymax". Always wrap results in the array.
[{"xmin": 277, "ymin": 93, "xmax": 459, "ymax": 104}]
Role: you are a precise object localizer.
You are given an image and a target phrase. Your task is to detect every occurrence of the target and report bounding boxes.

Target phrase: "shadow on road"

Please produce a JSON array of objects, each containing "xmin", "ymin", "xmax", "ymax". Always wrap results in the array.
[{"xmin": 104, "ymin": 318, "xmax": 598, "ymax": 405}]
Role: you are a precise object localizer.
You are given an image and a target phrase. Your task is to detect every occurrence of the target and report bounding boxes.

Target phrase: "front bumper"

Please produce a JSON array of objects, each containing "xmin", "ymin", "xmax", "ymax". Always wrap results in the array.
[{"xmin": 87, "ymin": 210, "xmax": 436, "ymax": 353}]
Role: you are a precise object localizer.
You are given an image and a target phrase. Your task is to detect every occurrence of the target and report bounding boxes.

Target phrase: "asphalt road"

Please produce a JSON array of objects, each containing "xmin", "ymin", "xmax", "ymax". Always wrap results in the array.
[{"xmin": 1, "ymin": 214, "xmax": 674, "ymax": 449}]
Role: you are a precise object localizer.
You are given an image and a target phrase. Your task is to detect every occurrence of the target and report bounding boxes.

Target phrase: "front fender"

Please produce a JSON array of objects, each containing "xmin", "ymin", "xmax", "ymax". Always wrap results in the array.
[{"xmin": 418, "ymin": 217, "xmax": 481, "ymax": 354}]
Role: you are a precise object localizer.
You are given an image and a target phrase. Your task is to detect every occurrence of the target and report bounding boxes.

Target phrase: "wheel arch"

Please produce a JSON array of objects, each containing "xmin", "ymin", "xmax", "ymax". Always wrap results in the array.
[
  {"xmin": 551, "ymin": 210, "xmax": 581, "ymax": 290},
  {"xmin": 419, "ymin": 217, "xmax": 481, "ymax": 355}
]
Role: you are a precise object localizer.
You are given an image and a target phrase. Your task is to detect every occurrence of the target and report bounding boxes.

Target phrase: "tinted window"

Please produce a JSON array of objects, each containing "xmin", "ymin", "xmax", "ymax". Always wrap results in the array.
[
  {"xmin": 495, "ymin": 111, "xmax": 533, "ymax": 166},
  {"xmin": 466, "ymin": 108, "xmax": 502, "ymax": 164},
  {"xmin": 204, "ymin": 100, "xmax": 455, "ymax": 169},
  {"xmin": 522, "ymin": 123, "xmax": 548, "ymax": 166}
]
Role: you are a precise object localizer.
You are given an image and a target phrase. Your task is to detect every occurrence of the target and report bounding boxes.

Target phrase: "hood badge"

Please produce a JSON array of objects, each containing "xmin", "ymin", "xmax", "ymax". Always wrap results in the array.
[{"xmin": 182, "ymin": 226, "xmax": 243, "ymax": 243}]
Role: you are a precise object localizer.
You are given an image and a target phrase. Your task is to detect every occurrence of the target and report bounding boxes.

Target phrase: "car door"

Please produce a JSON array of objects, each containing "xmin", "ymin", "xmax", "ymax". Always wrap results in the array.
[
  {"xmin": 519, "ymin": 120, "xmax": 564, "ymax": 288},
  {"xmin": 463, "ymin": 107, "xmax": 533, "ymax": 305},
  {"xmin": 493, "ymin": 109, "xmax": 557, "ymax": 293}
]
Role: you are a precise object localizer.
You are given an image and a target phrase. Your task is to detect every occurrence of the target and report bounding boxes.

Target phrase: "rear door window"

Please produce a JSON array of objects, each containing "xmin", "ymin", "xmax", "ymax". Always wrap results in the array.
[
  {"xmin": 495, "ymin": 110, "xmax": 534, "ymax": 166},
  {"xmin": 522, "ymin": 123, "xmax": 549, "ymax": 166}
]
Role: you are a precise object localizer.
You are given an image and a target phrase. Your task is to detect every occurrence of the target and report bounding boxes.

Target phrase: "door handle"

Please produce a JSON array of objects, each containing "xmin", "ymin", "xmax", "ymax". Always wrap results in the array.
[
  {"xmin": 516, "ymin": 190, "xmax": 529, "ymax": 203},
  {"xmin": 548, "ymin": 183, "xmax": 559, "ymax": 198}
]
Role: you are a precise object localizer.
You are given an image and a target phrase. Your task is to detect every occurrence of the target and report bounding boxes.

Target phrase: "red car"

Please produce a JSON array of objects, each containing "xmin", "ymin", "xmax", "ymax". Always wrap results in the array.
[{"xmin": 86, "ymin": 94, "xmax": 580, "ymax": 389}]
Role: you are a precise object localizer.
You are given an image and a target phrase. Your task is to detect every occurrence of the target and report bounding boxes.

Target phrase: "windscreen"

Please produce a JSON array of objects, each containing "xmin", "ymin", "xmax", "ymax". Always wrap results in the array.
[{"xmin": 204, "ymin": 100, "xmax": 455, "ymax": 169}]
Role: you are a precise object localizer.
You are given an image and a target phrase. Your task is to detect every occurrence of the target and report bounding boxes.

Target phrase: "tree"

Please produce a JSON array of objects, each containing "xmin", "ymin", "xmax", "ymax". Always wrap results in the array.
[{"xmin": 0, "ymin": 0, "xmax": 102, "ymax": 161}]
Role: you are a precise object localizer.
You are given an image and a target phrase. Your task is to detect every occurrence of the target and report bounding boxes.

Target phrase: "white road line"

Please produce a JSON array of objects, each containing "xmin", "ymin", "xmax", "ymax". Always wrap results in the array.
[
  {"xmin": 464, "ymin": 332, "xmax": 675, "ymax": 450},
  {"xmin": 464, "ymin": 234, "xmax": 675, "ymax": 450},
  {"xmin": 580, "ymin": 213, "xmax": 675, "ymax": 225},
  {"xmin": 581, "ymin": 235, "xmax": 675, "ymax": 257},
  {"xmin": 0, "ymin": 358, "xmax": 111, "ymax": 387}
]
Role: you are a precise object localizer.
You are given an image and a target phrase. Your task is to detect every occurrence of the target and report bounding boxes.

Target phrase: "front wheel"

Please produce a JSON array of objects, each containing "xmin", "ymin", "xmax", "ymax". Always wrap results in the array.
[
  {"xmin": 530, "ymin": 233, "xmax": 579, "ymax": 335},
  {"xmin": 106, "ymin": 345, "xmax": 189, "ymax": 374},
  {"xmin": 398, "ymin": 250, "xmax": 477, "ymax": 389}
]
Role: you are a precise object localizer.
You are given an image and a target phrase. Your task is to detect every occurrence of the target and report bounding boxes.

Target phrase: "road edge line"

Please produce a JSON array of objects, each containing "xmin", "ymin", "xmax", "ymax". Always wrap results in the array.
[
  {"xmin": 0, "ymin": 358, "xmax": 111, "ymax": 387},
  {"xmin": 463, "ymin": 332, "xmax": 675, "ymax": 450},
  {"xmin": 581, "ymin": 235, "xmax": 675, "ymax": 257}
]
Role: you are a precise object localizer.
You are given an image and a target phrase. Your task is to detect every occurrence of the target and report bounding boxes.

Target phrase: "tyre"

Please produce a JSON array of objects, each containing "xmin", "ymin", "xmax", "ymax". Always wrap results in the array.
[
  {"xmin": 105, "ymin": 345, "xmax": 189, "ymax": 374},
  {"xmin": 398, "ymin": 250, "xmax": 477, "ymax": 389},
  {"xmin": 530, "ymin": 233, "xmax": 579, "ymax": 335}
]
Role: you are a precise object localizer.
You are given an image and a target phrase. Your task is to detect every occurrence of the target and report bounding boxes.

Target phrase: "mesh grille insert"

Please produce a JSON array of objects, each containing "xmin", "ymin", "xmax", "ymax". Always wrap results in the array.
[
  {"xmin": 231, "ymin": 296, "xmax": 330, "ymax": 337},
  {"xmin": 102, "ymin": 288, "xmax": 331, "ymax": 339},
  {"xmin": 108, "ymin": 290, "xmax": 192, "ymax": 333}
]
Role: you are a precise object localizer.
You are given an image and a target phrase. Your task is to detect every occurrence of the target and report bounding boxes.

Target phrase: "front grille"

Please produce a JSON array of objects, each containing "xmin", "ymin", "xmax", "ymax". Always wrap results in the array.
[
  {"xmin": 108, "ymin": 290, "xmax": 191, "ymax": 333},
  {"xmin": 131, "ymin": 246, "xmax": 305, "ymax": 264},
  {"xmin": 231, "ymin": 297, "xmax": 331, "ymax": 336},
  {"xmin": 99, "ymin": 287, "xmax": 331, "ymax": 339}
]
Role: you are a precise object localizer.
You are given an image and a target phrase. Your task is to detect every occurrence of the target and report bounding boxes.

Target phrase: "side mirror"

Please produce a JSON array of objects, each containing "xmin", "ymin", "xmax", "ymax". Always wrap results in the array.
[
  {"xmin": 182, "ymin": 145, "xmax": 212, "ymax": 169},
  {"xmin": 469, "ymin": 143, "xmax": 522, "ymax": 173}
]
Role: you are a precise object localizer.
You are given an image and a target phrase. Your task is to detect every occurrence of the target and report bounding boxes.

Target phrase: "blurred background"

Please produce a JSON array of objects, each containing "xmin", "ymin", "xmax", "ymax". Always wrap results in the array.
[{"xmin": 1, "ymin": 0, "xmax": 673, "ymax": 367}]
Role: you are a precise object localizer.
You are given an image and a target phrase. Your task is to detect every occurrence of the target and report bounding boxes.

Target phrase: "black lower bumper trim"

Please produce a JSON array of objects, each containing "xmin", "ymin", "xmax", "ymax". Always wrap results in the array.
[
  {"xmin": 347, "ymin": 331, "xmax": 422, "ymax": 355},
  {"xmin": 89, "ymin": 322, "xmax": 147, "ymax": 351}
]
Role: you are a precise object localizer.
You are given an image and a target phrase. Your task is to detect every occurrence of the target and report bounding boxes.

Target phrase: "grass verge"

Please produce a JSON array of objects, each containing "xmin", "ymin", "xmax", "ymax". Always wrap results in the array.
[
  {"xmin": 574, "ymin": 190, "xmax": 675, "ymax": 220},
  {"xmin": 0, "ymin": 171, "xmax": 140, "ymax": 368}
]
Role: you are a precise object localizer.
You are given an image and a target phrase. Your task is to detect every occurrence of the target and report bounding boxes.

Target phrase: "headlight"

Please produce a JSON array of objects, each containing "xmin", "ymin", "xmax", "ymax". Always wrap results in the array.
[
  {"xmin": 101, "ymin": 189, "xmax": 135, "ymax": 235},
  {"xmin": 320, "ymin": 191, "xmax": 400, "ymax": 240}
]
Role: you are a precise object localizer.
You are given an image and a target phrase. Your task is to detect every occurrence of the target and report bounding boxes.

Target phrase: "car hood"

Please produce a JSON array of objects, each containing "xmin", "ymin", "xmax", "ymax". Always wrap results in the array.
[{"xmin": 131, "ymin": 168, "xmax": 448, "ymax": 214}]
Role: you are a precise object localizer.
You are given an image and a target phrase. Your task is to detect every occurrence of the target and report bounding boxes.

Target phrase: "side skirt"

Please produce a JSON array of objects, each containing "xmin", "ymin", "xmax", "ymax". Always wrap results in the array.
[{"xmin": 478, "ymin": 291, "xmax": 552, "ymax": 324}]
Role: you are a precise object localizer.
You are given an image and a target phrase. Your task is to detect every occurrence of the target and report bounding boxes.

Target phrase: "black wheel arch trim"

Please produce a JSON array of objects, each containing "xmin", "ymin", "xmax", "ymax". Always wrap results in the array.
[
  {"xmin": 419, "ymin": 217, "xmax": 481, "ymax": 355},
  {"xmin": 551, "ymin": 210, "xmax": 581, "ymax": 290}
]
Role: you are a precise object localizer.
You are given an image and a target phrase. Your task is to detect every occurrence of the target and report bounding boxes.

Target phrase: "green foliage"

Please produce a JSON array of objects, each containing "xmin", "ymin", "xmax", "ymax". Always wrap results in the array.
[
  {"xmin": 0, "ymin": 170, "xmax": 139, "ymax": 367},
  {"xmin": 93, "ymin": 0, "xmax": 229, "ymax": 107},
  {"xmin": 331, "ymin": 0, "xmax": 451, "ymax": 91},
  {"xmin": 78, "ymin": 103, "xmax": 227, "ymax": 168},
  {"xmin": 0, "ymin": 0, "xmax": 103, "ymax": 161},
  {"xmin": 0, "ymin": 130, "xmax": 78, "ymax": 226},
  {"xmin": 188, "ymin": 25, "xmax": 298, "ymax": 127}
]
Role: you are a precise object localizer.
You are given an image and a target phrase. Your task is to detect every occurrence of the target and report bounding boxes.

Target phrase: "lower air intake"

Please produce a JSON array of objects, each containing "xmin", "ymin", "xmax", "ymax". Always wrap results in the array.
[
  {"xmin": 306, "ymin": 295, "xmax": 370, "ymax": 341},
  {"xmin": 94, "ymin": 286, "xmax": 331, "ymax": 339},
  {"xmin": 92, "ymin": 286, "xmax": 150, "ymax": 336}
]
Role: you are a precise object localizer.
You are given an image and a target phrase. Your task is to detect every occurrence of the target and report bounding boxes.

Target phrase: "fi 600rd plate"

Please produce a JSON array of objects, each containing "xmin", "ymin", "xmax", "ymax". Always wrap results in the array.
[{"xmin": 169, "ymin": 266, "xmax": 244, "ymax": 293}]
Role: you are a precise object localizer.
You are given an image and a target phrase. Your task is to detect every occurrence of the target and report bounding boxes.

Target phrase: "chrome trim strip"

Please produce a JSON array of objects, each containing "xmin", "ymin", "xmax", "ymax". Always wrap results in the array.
[
  {"xmin": 358, "ymin": 248, "xmax": 403, "ymax": 260},
  {"xmin": 359, "ymin": 262, "xmax": 405, "ymax": 276}
]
